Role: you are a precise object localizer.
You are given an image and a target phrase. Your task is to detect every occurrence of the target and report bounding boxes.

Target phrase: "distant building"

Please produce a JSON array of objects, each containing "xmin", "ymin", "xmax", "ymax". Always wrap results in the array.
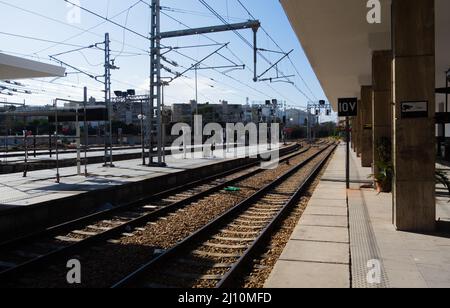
[
  {"xmin": 285, "ymin": 108, "xmax": 310, "ymax": 127},
  {"xmin": 171, "ymin": 100, "xmax": 244, "ymax": 124}
]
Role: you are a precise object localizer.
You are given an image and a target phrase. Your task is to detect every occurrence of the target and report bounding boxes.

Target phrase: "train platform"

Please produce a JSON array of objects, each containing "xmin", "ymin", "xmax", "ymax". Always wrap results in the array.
[
  {"xmin": 0, "ymin": 144, "xmax": 225, "ymax": 174},
  {"xmin": 265, "ymin": 143, "xmax": 450, "ymax": 288},
  {"xmin": 0, "ymin": 144, "xmax": 285, "ymax": 208}
]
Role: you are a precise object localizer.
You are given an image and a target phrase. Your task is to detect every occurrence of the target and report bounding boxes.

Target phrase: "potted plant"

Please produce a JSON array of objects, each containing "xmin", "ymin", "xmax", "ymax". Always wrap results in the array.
[
  {"xmin": 436, "ymin": 169, "xmax": 450, "ymax": 198},
  {"xmin": 372, "ymin": 159, "xmax": 394, "ymax": 193},
  {"xmin": 370, "ymin": 137, "xmax": 393, "ymax": 193}
]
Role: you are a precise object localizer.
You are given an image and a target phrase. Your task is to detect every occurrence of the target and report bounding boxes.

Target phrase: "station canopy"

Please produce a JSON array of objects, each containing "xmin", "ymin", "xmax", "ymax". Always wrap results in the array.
[
  {"xmin": 0, "ymin": 53, "xmax": 66, "ymax": 80},
  {"xmin": 280, "ymin": 0, "xmax": 450, "ymax": 110}
]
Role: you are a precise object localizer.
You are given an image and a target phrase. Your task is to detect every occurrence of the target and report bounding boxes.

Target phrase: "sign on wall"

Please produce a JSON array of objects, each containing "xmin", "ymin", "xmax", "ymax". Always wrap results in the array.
[{"xmin": 401, "ymin": 101, "xmax": 428, "ymax": 119}]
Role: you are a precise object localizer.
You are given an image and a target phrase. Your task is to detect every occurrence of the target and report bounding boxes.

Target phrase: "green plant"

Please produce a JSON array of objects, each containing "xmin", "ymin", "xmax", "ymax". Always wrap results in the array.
[
  {"xmin": 436, "ymin": 169, "xmax": 450, "ymax": 197},
  {"xmin": 372, "ymin": 159, "xmax": 393, "ymax": 183},
  {"xmin": 369, "ymin": 137, "xmax": 393, "ymax": 192}
]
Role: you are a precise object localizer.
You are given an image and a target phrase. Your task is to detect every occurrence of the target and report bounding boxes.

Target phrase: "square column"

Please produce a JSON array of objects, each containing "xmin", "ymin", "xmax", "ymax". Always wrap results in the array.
[
  {"xmin": 372, "ymin": 50, "xmax": 393, "ymax": 172},
  {"xmin": 357, "ymin": 100, "xmax": 362, "ymax": 157},
  {"xmin": 353, "ymin": 106, "xmax": 359, "ymax": 153},
  {"xmin": 392, "ymin": 0, "xmax": 436, "ymax": 232},
  {"xmin": 360, "ymin": 86, "xmax": 373, "ymax": 168},
  {"xmin": 351, "ymin": 119, "xmax": 356, "ymax": 151}
]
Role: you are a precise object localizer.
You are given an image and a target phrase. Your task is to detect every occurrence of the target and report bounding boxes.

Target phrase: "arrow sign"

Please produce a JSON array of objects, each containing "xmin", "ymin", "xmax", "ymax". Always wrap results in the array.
[{"xmin": 338, "ymin": 98, "xmax": 358, "ymax": 117}]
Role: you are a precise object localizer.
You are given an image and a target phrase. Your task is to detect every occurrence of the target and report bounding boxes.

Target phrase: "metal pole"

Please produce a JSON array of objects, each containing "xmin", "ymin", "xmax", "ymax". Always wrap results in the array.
[
  {"xmin": 33, "ymin": 133, "xmax": 36, "ymax": 158},
  {"xmin": 140, "ymin": 101, "xmax": 146, "ymax": 166},
  {"xmin": 346, "ymin": 116, "xmax": 350, "ymax": 189},
  {"xmin": 149, "ymin": 0, "xmax": 157, "ymax": 166},
  {"xmin": 83, "ymin": 87, "xmax": 88, "ymax": 176},
  {"xmin": 23, "ymin": 113, "xmax": 28, "ymax": 176},
  {"xmin": 76, "ymin": 104, "xmax": 81, "ymax": 175},
  {"xmin": 148, "ymin": 0, "xmax": 165, "ymax": 167},
  {"xmin": 23, "ymin": 130, "xmax": 28, "ymax": 178},
  {"xmin": 3, "ymin": 133, "xmax": 6, "ymax": 164},
  {"xmin": 162, "ymin": 83, "xmax": 166, "ymax": 164},
  {"xmin": 49, "ymin": 126, "xmax": 52, "ymax": 158},
  {"xmin": 253, "ymin": 28, "xmax": 258, "ymax": 82},
  {"xmin": 156, "ymin": 0, "xmax": 163, "ymax": 166},
  {"xmin": 283, "ymin": 102, "xmax": 287, "ymax": 145},
  {"xmin": 104, "ymin": 32, "xmax": 114, "ymax": 167},
  {"xmin": 307, "ymin": 104, "xmax": 311, "ymax": 143},
  {"xmin": 55, "ymin": 101, "xmax": 60, "ymax": 183},
  {"xmin": 195, "ymin": 65, "xmax": 198, "ymax": 115}
]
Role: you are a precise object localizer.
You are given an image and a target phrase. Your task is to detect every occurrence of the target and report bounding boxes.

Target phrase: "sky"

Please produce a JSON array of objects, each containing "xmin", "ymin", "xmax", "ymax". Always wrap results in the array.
[{"xmin": 0, "ymin": 0, "xmax": 336, "ymax": 121}]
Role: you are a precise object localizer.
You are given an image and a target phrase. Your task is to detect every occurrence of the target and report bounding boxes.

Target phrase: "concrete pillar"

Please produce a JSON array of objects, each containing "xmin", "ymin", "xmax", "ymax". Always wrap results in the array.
[
  {"xmin": 372, "ymin": 50, "xmax": 393, "ymax": 172},
  {"xmin": 351, "ymin": 119, "xmax": 356, "ymax": 151},
  {"xmin": 350, "ymin": 118, "xmax": 356, "ymax": 152},
  {"xmin": 361, "ymin": 86, "xmax": 373, "ymax": 167},
  {"xmin": 392, "ymin": 0, "xmax": 436, "ymax": 232},
  {"xmin": 357, "ymin": 100, "xmax": 362, "ymax": 157}
]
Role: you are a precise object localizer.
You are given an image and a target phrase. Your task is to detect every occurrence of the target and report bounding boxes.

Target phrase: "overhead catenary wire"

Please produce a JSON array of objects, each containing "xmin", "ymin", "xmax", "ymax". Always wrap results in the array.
[
  {"xmin": 64, "ymin": 0, "xmax": 150, "ymax": 41},
  {"xmin": 236, "ymin": 0, "xmax": 318, "ymax": 101},
  {"xmin": 34, "ymin": 0, "xmax": 147, "ymax": 55},
  {"xmin": 0, "ymin": 31, "xmax": 92, "ymax": 49},
  {"xmin": 0, "ymin": 0, "xmax": 149, "ymax": 56},
  {"xmin": 197, "ymin": 0, "xmax": 310, "ymax": 104},
  {"xmin": 161, "ymin": 10, "xmax": 301, "ymax": 106},
  {"xmin": 199, "ymin": 0, "xmax": 313, "ymax": 103},
  {"xmin": 2, "ymin": 0, "xmax": 306, "ymax": 108},
  {"xmin": 0, "ymin": 1, "xmax": 154, "ymax": 104},
  {"xmin": 161, "ymin": 6, "xmax": 246, "ymax": 22}
]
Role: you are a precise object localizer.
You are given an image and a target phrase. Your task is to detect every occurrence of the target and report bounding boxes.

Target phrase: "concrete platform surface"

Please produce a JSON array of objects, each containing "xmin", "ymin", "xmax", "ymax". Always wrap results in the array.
[
  {"xmin": 266, "ymin": 143, "xmax": 450, "ymax": 289},
  {"xmin": 266, "ymin": 144, "xmax": 350, "ymax": 289},
  {"xmin": 0, "ymin": 144, "xmax": 281, "ymax": 209}
]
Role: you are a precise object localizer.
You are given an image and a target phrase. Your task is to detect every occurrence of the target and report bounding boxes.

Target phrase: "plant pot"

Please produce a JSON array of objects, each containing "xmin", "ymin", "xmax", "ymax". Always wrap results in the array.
[{"xmin": 375, "ymin": 179, "xmax": 392, "ymax": 193}]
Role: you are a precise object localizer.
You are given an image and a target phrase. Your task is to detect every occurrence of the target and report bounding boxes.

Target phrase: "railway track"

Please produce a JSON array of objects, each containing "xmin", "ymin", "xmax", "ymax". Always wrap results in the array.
[
  {"xmin": 113, "ymin": 143, "xmax": 337, "ymax": 288},
  {"xmin": 0, "ymin": 143, "xmax": 312, "ymax": 286}
]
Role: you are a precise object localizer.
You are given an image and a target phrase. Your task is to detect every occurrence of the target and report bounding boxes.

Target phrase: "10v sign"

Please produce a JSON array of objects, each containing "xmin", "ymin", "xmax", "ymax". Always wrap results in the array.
[
  {"xmin": 338, "ymin": 97, "xmax": 358, "ymax": 189},
  {"xmin": 338, "ymin": 98, "xmax": 358, "ymax": 117}
]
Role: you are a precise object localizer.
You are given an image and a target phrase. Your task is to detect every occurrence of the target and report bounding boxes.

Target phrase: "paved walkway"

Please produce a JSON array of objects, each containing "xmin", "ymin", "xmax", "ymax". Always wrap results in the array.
[
  {"xmin": 0, "ymin": 144, "xmax": 282, "ymax": 209},
  {"xmin": 266, "ymin": 143, "xmax": 450, "ymax": 288}
]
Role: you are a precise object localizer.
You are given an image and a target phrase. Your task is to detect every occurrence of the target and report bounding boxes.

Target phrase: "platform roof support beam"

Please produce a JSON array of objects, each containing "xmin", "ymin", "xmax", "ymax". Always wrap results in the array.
[{"xmin": 392, "ymin": 0, "xmax": 436, "ymax": 232}]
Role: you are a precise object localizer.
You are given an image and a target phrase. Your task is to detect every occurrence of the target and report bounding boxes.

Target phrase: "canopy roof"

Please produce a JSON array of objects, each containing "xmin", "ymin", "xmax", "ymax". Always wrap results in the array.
[{"xmin": 0, "ymin": 53, "xmax": 66, "ymax": 80}]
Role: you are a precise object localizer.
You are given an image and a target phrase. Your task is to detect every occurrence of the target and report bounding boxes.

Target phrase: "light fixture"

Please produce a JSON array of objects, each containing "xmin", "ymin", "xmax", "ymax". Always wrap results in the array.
[{"xmin": 114, "ymin": 90, "xmax": 124, "ymax": 97}]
